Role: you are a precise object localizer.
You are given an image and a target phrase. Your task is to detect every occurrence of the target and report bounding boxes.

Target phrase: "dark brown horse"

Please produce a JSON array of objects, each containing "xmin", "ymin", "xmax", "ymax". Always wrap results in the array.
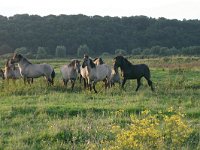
[{"xmin": 113, "ymin": 56, "xmax": 154, "ymax": 91}]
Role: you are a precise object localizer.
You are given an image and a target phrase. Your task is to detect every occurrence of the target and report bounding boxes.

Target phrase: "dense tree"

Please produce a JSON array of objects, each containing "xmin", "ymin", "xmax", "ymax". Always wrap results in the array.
[
  {"xmin": 0, "ymin": 14, "xmax": 200, "ymax": 56},
  {"xmin": 115, "ymin": 49, "xmax": 127, "ymax": 55},
  {"xmin": 15, "ymin": 47, "xmax": 29, "ymax": 55},
  {"xmin": 36, "ymin": 47, "xmax": 47, "ymax": 59},
  {"xmin": 55, "ymin": 45, "xmax": 66, "ymax": 58},
  {"xmin": 77, "ymin": 44, "xmax": 91, "ymax": 57}
]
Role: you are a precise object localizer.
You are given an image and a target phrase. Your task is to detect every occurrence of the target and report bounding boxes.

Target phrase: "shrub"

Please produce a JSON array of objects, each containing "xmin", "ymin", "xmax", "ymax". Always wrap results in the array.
[
  {"xmin": 55, "ymin": 45, "xmax": 66, "ymax": 58},
  {"xmin": 36, "ymin": 47, "xmax": 47, "ymax": 59},
  {"xmin": 106, "ymin": 108, "xmax": 193, "ymax": 150}
]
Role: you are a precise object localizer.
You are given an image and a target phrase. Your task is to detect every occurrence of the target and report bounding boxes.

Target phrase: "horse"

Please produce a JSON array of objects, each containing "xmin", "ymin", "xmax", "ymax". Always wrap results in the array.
[
  {"xmin": 60, "ymin": 59, "xmax": 81, "ymax": 90},
  {"xmin": 82, "ymin": 55, "xmax": 112, "ymax": 93},
  {"xmin": 80, "ymin": 65, "xmax": 88, "ymax": 89},
  {"xmin": 4, "ymin": 59, "xmax": 21, "ymax": 79},
  {"xmin": 93, "ymin": 57, "xmax": 104, "ymax": 65},
  {"xmin": 110, "ymin": 69, "xmax": 121, "ymax": 86},
  {"xmin": 113, "ymin": 55, "xmax": 154, "ymax": 91},
  {"xmin": 80, "ymin": 57, "xmax": 104, "ymax": 86},
  {"xmin": 4, "ymin": 59, "xmax": 33, "ymax": 84},
  {"xmin": 11, "ymin": 53, "xmax": 55, "ymax": 85},
  {"xmin": 0, "ymin": 69, "xmax": 5, "ymax": 80},
  {"xmin": 93, "ymin": 57, "xmax": 120, "ymax": 86}
]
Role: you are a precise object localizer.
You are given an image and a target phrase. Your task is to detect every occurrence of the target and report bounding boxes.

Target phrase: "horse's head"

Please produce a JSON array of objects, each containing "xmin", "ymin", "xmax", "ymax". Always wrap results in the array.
[
  {"xmin": 93, "ymin": 57, "xmax": 104, "ymax": 65},
  {"xmin": 5, "ymin": 59, "xmax": 16, "ymax": 70},
  {"xmin": 113, "ymin": 56, "xmax": 125, "ymax": 71},
  {"xmin": 11, "ymin": 53, "xmax": 23, "ymax": 63},
  {"xmin": 0, "ymin": 69, "xmax": 5, "ymax": 80},
  {"xmin": 70, "ymin": 59, "xmax": 81, "ymax": 73},
  {"xmin": 82, "ymin": 56, "xmax": 96, "ymax": 68}
]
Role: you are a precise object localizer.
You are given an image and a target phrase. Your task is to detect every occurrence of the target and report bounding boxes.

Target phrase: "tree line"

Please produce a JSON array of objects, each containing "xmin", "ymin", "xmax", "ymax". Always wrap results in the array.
[{"xmin": 0, "ymin": 14, "xmax": 200, "ymax": 57}]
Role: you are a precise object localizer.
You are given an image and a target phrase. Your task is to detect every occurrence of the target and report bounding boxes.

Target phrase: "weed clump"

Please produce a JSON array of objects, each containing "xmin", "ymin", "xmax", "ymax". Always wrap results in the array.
[{"xmin": 105, "ymin": 108, "xmax": 193, "ymax": 150}]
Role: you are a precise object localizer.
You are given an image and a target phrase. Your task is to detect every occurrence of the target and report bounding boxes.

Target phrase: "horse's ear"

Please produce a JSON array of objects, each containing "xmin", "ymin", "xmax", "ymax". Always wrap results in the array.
[
  {"xmin": 5, "ymin": 59, "xmax": 9, "ymax": 66},
  {"xmin": 84, "ymin": 54, "xmax": 89, "ymax": 59}
]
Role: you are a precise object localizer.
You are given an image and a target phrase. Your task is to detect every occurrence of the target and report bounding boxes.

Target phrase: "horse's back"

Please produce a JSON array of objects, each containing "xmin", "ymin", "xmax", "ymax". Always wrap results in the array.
[
  {"xmin": 61, "ymin": 65, "xmax": 77, "ymax": 80},
  {"xmin": 23, "ymin": 63, "xmax": 53, "ymax": 78},
  {"xmin": 129, "ymin": 64, "xmax": 150, "ymax": 79},
  {"xmin": 96, "ymin": 64, "xmax": 112, "ymax": 80}
]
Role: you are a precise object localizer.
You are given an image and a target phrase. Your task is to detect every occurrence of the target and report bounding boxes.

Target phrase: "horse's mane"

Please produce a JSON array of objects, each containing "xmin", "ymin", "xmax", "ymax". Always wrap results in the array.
[
  {"xmin": 116, "ymin": 56, "xmax": 133, "ymax": 66},
  {"xmin": 93, "ymin": 58, "xmax": 98, "ymax": 61},
  {"xmin": 93, "ymin": 57, "xmax": 104, "ymax": 65},
  {"xmin": 123, "ymin": 57, "xmax": 133, "ymax": 66},
  {"xmin": 5, "ymin": 59, "xmax": 10, "ymax": 67},
  {"xmin": 89, "ymin": 58, "xmax": 96, "ymax": 68},
  {"xmin": 20, "ymin": 55, "xmax": 32, "ymax": 64},
  {"xmin": 68, "ymin": 60, "xmax": 76, "ymax": 67}
]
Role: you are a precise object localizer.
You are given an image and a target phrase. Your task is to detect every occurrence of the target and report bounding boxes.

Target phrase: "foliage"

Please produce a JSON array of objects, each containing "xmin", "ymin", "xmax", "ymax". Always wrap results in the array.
[
  {"xmin": 77, "ymin": 44, "xmax": 91, "ymax": 57},
  {"xmin": 107, "ymin": 109, "xmax": 193, "ymax": 150},
  {"xmin": 36, "ymin": 47, "xmax": 47, "ymax": 59},
  {"xmin": 55, "ymin": 45, "xmax": 66, "ymax": 58},
  {"xmin": 0, "ymin": 57, "xmax": 199, "ymax": 149},
  {"xmin": 15, "ymin": 47, "xmax": 29, "ymax": 54},
  {"xmin": 0, "ymin": 15, "xmax": 200, "ymax": 56},
  {"xmin": 115, "ymin": 49, "xmax": 127, "ymax": 56}
]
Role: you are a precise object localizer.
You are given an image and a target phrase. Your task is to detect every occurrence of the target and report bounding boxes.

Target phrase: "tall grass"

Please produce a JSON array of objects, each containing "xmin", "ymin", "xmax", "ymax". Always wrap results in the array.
[{"xmin": 0, "ymin": 57, "xmax": 199, "ymax": 149}]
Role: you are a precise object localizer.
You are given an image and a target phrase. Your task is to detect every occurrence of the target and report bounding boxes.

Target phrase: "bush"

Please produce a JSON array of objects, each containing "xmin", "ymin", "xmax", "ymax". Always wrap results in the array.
[
  {"xmin": 36, "ymin": 47, "xmax": 47, "ymax": 59},
  {"xmin": 106, "ymin": 108, "xmax": 193, "ymax": 150},
  {"xmin": 77, "ymin": 44, "xmax": 91, "ymax": 57},
  {"xmin": 55, "ymin": 46, "xmax": 66, "ymax": 58},
  {"xmin": 115, "ymin": 49, "xmax": 127, "ymax": 56}
]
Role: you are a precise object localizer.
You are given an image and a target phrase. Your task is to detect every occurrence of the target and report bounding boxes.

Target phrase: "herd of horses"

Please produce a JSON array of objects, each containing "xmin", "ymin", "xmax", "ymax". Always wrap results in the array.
[{"xmin": 0, "ymin": 53, "xmax": 154, "ymax": 93}]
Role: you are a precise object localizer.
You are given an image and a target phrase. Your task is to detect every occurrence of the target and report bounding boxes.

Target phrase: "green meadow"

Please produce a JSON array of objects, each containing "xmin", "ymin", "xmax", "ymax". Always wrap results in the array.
[{"xmin": 0, "ymin": 56, "xmax": 199, "ymax": 149}]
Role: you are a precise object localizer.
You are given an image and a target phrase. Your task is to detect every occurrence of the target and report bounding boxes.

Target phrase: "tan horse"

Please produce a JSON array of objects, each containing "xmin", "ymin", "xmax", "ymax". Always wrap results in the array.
[
  {"xmin": 4, "ymin": 58, "xmax": 33, "ymax": 84},
  {"xmin": 11, "ymin": 53, "xmax": 55, "ymax": 85},
  {"xmin": 61, "ymin": 59, "xmax": 81, "ymax": 90},
  {"xmin": 4, "ymin": 59, "xmax": 21, "ymax": 79}
]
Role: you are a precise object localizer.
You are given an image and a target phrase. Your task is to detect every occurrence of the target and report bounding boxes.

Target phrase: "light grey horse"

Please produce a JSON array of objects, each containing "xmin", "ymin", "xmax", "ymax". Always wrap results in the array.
[
  {"xmin": 82, "ymin": 55, "xmax": 112, "ymax": 93},
  {"xmin": 60, "ymin": 59, "xmax": 81, "ymax": 90},
  {"xmin": 11, "ymin": 53, "xmax": 55, "ymax": 85}
]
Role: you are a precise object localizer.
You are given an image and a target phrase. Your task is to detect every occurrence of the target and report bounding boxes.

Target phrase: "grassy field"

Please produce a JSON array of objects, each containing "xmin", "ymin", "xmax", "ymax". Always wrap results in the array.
[{"xmin": 0, "ymin": 56, "xmax": 199, "ymax": 149}]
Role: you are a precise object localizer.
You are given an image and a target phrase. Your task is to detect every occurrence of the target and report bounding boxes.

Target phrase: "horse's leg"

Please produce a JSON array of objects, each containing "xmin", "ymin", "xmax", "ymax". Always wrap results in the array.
[
  {"xmin": 71, "ymin": 80, "xmax": 75, "ymax": 90},
  {"xmin": 87, "ymin": 78, "xmax": 92, "ymax": 91},
  {"xmin": 136, "ymin": 78, "xmax": 142, "ymax": 91},
  {"xmin": 146, "ymin": 78, "xmax": 154, "ymax": 91},
  {"xmin": 83, "ymin": 78, "xmax": 86, "ymax": 89},
  {"xmin": 65, "ymin": 80, "xmax": 69, "ymax": 88},
  {"xmin": 23, "ymin": 77, "xmax": 27, "ymax": 85},
  {"xmin": 80, "ymin": 75, "xmax": 82, "ymax": 83},
  {"xmin": 103, "ymin": 79, "xmax": 107, "ymax": 89},
  {"xmin": 92, "ymin": 82, "xmax": 97, "ymax": 93},
  {"xmin": 47, "ymin": 77, "xmax": 54, "ymax": 86},
  {"xmin": 27, "ymin": 78, "xmax": 32, "ymax": 85},
  {"xmin": 121, "ymin": 78, "xmax": 127, "ymax": 88}
]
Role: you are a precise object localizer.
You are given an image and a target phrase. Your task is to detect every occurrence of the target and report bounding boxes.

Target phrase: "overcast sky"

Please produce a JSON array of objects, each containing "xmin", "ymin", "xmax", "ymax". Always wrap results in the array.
[{"xmin": 0, "ymin": 0, "xmax": 199, "ymax": 20}]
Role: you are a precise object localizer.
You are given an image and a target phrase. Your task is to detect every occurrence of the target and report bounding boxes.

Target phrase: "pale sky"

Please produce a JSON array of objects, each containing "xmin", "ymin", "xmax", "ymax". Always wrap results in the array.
[{"xmin": 0, "ymin": 0, "xmax": 200, "ymax": 20}]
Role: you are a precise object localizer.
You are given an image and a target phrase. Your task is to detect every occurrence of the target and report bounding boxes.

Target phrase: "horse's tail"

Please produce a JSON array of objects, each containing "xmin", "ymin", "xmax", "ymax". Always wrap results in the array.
[
  {"xmin": 144, "ymin": 64, "xmax": 154, "ymax": 91},
  {"xmin": 51, "ymin": 69, "xmax": 56, "ymax": 79},
  {"xmin": 144, "ymin": 64, "xmax": 151, "ymax": 79}
]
